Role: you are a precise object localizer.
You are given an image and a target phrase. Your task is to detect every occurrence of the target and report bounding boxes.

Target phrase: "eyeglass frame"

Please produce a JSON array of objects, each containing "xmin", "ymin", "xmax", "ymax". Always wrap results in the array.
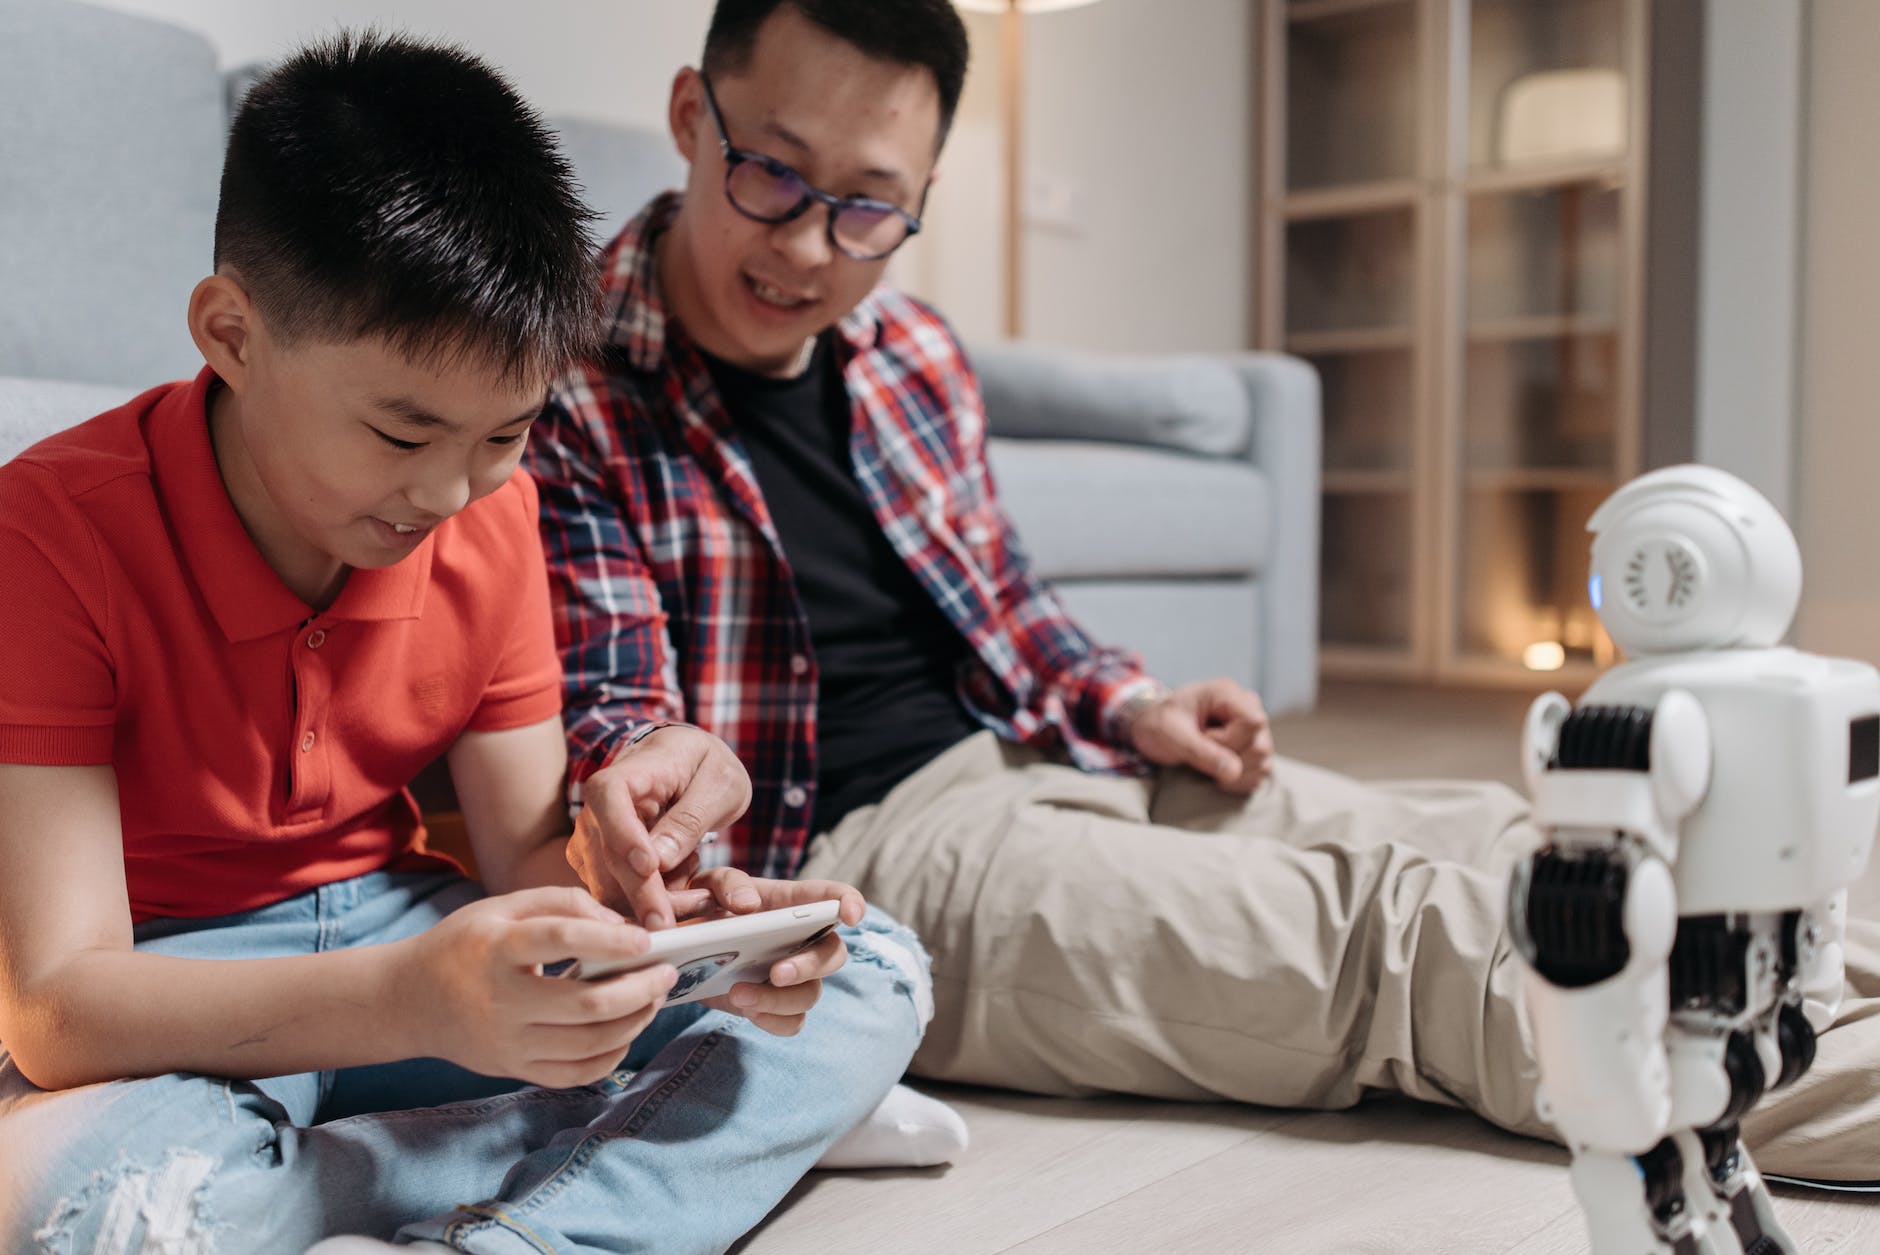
[{"xmin": 697, "ymin": 70, "xmax": 928, "ymax": 261}]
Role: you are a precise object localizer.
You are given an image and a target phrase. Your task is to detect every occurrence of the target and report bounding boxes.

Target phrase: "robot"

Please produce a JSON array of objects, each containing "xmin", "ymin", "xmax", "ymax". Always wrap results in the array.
[{"xmin": 1508, "ymin": 465, "xmax": 1880, "ymax": 1255}]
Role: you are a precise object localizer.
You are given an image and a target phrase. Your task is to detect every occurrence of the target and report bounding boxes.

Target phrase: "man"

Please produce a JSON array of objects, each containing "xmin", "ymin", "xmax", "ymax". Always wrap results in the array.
[{"xmin": 528, "ymin": 0, "xmax": 1880, "ymax": 1179}]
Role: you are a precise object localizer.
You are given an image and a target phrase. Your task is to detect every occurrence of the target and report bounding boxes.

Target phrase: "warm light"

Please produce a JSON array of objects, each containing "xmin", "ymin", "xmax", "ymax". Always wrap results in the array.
[
  {"xmin": 1523, "ymin": 641, "xmax": 1567, "ymax": 672},
  {"xmin": 953, "ymin": 0, "xmax": 1101, "ymax": 12}
]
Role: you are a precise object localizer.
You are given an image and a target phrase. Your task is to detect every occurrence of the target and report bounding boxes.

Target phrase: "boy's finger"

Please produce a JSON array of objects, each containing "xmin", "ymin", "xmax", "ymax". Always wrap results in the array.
[
  {"xmin": 502, "ymin": 914, "xmax": 649, "ymax": 968},
  {"xmin": 726, "ymin": 977, "xmax": 821, "ymax": 1019},
  {"xmin": 773, "ymin": 930, "xmax": 846, "ymax": 985},
  {"xmin": 533, "ymin": 962, "xmax": 678, "ymax": 1026},
  {"xmin": 500, "ymin": 885, "xmax": 626, "ymax": 926}
]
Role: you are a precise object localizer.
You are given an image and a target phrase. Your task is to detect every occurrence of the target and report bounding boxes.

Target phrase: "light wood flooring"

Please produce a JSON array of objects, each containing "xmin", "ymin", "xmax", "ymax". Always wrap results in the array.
[{"xmin": 736, "ymin": 682, "xmax": 1880, "ymax": 1255}]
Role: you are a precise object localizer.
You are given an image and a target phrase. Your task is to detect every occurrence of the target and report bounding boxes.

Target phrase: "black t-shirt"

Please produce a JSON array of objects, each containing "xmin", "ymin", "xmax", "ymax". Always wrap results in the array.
[{"xmin": 704, "ymin": 336, "xmax": 983, "ymax": 834}]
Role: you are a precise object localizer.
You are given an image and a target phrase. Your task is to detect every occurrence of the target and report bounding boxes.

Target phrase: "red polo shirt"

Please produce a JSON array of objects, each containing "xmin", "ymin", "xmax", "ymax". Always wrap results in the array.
[{"xmin": 0, "ymin": 368, "xmax": 563, "ymax": 921}]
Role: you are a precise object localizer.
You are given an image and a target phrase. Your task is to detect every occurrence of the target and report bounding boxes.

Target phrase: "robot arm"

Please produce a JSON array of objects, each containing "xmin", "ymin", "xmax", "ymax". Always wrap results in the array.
[{"xmin": 1510, "ymin": 689, "xmax": 1712, "ymax": 1156}]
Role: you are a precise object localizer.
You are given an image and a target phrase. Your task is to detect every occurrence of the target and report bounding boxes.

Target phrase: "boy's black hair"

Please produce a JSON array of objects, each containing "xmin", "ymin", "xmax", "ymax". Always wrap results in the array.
[
  {"xmin": 702, "ymin": 0, "xmax": 970, "ymax": 146},
  {"xmin": 215, "ymin": 31, "xmax": 601, "ymax": 381}
]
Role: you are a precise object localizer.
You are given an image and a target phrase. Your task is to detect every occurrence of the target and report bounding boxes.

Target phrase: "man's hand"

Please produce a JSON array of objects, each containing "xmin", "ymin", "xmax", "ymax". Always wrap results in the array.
[
  {"xmin": 1127, "ymin": 678, "xmax": 1276, "ymax": 793},
  {"xmin": 567, "ymin": 725, "xmax": 752, "ymax": 929},
  {"xmin": 675, "ymin": 868, "xmax": 867, "ymax": 1038},
  {"xmin": 399, "ymin": 886, "xmax": 677, "ymax": 1089}
]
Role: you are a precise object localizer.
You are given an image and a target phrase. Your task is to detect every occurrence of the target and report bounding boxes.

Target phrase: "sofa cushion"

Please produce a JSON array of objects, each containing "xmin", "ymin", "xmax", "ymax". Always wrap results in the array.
[
  {"xmin": 988, "ymin": 438, "xmax": 1269, "ymax": 581},
  {"xmin": 971, "ymin": 344, "xmax": 1254, "ymax": 458},
  {"xmin": 0, "ymin": 377, "xmax": 142, "ymax": 464},
  {"xmin": 0, "ymin": 0, "xmax": 223, "ymax": 389}
]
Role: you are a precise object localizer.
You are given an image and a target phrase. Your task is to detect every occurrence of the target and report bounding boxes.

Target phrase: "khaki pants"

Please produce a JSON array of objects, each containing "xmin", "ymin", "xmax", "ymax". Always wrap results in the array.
[{"xmin": 800, "ymin": 732, "xmax": 1880, "ymax": 1180}]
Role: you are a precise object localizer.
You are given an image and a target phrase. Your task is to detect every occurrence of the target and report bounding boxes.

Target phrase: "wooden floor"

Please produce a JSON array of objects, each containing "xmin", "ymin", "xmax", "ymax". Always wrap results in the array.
[{"xmin": 736, "ymin": 682, "xmax": 1880, "ymax": 1254}]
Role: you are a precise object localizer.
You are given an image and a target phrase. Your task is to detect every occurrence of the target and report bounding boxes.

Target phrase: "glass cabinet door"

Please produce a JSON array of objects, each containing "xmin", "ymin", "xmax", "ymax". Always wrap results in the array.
[
  {"xmin": 1280, "ymin": 0, "xmax": 1422, "ymax": 659},
  {"xmin": 1451, "ymin": 0, "xmax": 1634, "ymax": 675}
]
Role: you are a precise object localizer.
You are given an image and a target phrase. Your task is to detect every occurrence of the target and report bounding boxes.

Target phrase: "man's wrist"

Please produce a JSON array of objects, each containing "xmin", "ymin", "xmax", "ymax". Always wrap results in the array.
[
  {"xmin": 1112, "ymin": 682, "xmax": 1170, "ymax": 743},
  {"xmin": 623, "ymin": 720, "xmax": 682, "ymax": 751}
]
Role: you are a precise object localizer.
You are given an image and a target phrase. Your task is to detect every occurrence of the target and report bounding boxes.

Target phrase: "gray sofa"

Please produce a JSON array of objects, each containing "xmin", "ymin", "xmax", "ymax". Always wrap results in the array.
[{"xmin": 0, "ymin": 0, "xmax": 1321, "ymax": 713}]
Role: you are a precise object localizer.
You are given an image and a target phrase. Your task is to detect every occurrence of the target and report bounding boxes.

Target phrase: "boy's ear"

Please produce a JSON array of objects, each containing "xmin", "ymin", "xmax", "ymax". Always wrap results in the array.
[
  {"xmin": 188, "ymin": 273, "xmax": 258, "ymax": 394},
  {"xmin": 669, "ymin": 67, "xmax": 704, "ymax": 166}
]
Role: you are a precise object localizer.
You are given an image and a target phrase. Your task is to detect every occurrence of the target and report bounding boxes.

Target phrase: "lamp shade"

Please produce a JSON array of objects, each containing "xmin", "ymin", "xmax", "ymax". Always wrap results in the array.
[{"xmin": 953, "ymin": 0, "xmax": 1100, "ymax": 13}]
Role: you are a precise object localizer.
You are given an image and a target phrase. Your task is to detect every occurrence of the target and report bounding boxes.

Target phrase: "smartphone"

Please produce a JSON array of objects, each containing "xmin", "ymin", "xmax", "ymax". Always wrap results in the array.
[{"xmin": 559, "ymin": 899, "xmax": 844, "ymax": 1005}]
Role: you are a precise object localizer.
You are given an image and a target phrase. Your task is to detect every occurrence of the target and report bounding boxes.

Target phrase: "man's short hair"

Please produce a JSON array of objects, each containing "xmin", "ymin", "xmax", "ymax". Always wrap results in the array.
[
  {"xmin": 702, "ymin": 0, "xmax": 970, "ymax": 147},
  {"xmin": 215, "ymin": 31, "xmax": 601, "ymax": 382}
]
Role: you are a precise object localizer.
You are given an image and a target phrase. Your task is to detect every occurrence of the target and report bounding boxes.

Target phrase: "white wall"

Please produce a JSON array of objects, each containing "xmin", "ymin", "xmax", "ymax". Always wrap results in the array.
[
  {"xmin": 87, "ymin": 0, "xmax": 709, "ymax": 130},
  {"xmin": 1793, "ymin": 0, "xmax": 1880, "ymax": 665},
  {"xmin": 93, "ymin": 0, "xmax": 1252, "ymax": 357},
  {"xmin": 899, "ymin": 0, "xmax": 1254, "ymax": 353}
]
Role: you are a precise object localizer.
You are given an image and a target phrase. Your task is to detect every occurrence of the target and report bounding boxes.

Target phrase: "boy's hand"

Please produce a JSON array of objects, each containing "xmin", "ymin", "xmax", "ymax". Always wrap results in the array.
[
  {"xmin": 1128, "ymin": 678, "xmax": 1277, "ymax": 794},
  {"xmin": 567, "ymin": 725, "xmax": 753, "ymax": 929},
  {"xmin": 401, "ymin": 885, "xmax": 677, "ymax": 1089},
  {"xmin": 674, "ymin": 869, "xmax": 865, "ymax": 1038}
]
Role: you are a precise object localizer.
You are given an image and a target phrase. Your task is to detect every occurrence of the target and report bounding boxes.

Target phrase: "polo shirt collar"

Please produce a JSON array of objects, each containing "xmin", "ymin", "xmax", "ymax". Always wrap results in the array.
[
  {"xmin": 601, "ymin": 192, "xmax": 884, "ymax": 375},
  {"xmin": 153, "ymin": 367, "xmax": 434, "ymax": 643}
]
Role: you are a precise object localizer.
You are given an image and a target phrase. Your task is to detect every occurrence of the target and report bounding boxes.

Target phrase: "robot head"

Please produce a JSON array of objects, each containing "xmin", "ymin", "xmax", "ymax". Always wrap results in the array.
[{"xmin": 1586, "ymin": 465, "xmax": 1801, "ymax": 656}]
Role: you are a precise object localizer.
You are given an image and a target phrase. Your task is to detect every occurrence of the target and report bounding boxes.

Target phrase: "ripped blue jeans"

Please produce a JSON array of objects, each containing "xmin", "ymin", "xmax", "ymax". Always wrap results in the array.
[{"xmin": 0, "ymin": 872, "xmax": 930, "ymax": 1254}]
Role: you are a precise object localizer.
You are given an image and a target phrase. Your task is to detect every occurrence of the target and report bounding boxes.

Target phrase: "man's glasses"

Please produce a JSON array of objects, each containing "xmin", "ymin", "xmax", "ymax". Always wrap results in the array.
[{"xmin": 699, "ymin": 72, "xmax": 926, "ymax": 262}]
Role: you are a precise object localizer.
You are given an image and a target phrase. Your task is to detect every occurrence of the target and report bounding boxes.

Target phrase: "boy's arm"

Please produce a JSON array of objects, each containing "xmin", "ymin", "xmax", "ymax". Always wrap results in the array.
[
  {"xmin": 0, "ymin": 762, "xmax": 668, "ymax": 1092},
  {"xmin": 0, "ymin": 762, "xmax": 422, "ymax": 1089},
  {"xmin": 446, "ymin": 715, "xmax": 581, "ymax": 896}
]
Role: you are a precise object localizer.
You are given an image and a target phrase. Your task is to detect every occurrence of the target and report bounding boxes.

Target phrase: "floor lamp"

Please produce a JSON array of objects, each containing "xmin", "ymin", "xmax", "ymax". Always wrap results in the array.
[{"xmin": 953, "ymin": 0, "xmax": 1101, "ymax": 339}]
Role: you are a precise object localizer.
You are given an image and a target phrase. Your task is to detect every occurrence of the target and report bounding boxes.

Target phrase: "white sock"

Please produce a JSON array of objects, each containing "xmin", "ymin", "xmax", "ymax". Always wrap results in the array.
[{"xmin": 814, "ymin": 1082, "xmax": 969, "ymax": 1170}]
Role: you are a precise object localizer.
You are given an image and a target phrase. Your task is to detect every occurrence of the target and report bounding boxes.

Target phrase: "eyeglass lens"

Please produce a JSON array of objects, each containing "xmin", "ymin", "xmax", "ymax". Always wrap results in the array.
[{"xmin": 725, "ymin": 159, "xmax": 912, "ymax": 259}]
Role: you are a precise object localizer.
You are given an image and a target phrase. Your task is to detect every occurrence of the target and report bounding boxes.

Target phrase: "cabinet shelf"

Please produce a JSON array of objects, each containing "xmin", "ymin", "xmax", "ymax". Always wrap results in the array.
[
  {"xmin": 1286, "ymin": 326, "xmax": 1414, "ymax": 354},
  {"xmin": 1463, "ymin": 467, "xmax": 1614, "ymax": 491},
  {"xmin": 1280, "ymin": 180, "xmax": 1420, "ymax": 220},
  {"xmin": 1466, "ymin": 314, "xmax": 1617, "ymax": 343},
  {"xmin": 1319, "ymin": 644, "xmax": 1428, "ymax": 679},
  {"xmin": 1464, "ymin": 159, "xmax": 1626, "ymax": 197},
  {"xmin": 1325, "ymin": 469, "xmax": 1416, "ymax": 493},
  {"xmin": 1288, "ymin": 0, "xmax": 1413, "ymax": 24}
]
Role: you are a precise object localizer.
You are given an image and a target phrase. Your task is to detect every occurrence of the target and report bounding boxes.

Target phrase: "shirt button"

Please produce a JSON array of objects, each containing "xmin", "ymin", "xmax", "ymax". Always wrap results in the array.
[
  {"xmin": 306, "ymin": 629, "xmax": 327, "ymax": 649},
  {"xmin": 300, "ymin": 731, "xmax": 316, "ymax": 752},
  {"xmin": 790, "ymin": 654, "xmax": 810, "ymax": 676},
  {"xmin": 782, "ymin": 785, "xmax": 808, "ymax": 809}
]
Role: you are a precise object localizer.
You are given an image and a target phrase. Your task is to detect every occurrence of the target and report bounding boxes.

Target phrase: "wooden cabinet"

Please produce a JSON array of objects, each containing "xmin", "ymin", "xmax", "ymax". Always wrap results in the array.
[{"xmin": 1258, "ymin": 0, "xmax": 1662, "ymax": 685}]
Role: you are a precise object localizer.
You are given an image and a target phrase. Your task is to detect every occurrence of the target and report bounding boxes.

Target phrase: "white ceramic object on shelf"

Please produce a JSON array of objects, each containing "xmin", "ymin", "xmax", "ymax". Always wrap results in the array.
[{"xmin": 1496, "ymin": 68, "xmax": 1627, "ymax": 166}]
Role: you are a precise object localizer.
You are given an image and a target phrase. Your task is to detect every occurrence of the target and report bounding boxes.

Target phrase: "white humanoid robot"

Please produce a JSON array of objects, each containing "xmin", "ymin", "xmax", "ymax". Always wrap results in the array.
[{"xmin": 1509, "ymin": 465, "xmax": 1880, "ymax": 1255}]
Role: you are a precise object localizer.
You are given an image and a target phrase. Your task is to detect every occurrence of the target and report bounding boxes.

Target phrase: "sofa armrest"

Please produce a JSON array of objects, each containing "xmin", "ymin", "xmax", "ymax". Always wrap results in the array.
[
  {"xmin": 969, "ymin": 343, "xmax": 1322, "ymax": 714},
  {"xmin": 1232, "ymin": 353, "xmax": 1321, "ymax": 716}
]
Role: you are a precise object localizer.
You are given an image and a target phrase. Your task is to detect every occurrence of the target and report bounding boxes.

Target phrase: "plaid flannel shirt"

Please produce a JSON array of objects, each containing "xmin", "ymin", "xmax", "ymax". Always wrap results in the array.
[{"xmin": 530, "ymin": 194, "xmax": 1158, "ymax": 879}]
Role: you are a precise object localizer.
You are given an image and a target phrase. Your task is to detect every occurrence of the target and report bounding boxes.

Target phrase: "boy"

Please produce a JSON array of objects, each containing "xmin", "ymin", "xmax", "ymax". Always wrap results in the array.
[
  {"xmin": 0, "ymin": 31, "xmax": 929, "ymax": 1255},
  {"xmin": 530, "ymin": 0, "xmax": 1880, "ymax": 1181}
]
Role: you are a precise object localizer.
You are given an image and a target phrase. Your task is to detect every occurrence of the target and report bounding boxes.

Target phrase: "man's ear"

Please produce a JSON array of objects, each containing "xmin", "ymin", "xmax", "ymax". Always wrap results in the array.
[
  {"xmin": 187, "ymin": 272, "xmax": 257, "ymax": 394},
  {"xmin": 669, "ymin": 67, "xmax": 704, "ymax": 166}
]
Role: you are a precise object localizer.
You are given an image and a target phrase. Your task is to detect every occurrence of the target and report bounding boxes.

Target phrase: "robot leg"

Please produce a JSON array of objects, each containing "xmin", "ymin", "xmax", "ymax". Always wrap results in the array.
[
  {"xmin": 1569, "ymin": 1138, "xmax": 1742, "ymax": 1255},
  {"xmin": 1694, "ymin": 1123, "xmax": 1798, "ymax": 1255}
]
